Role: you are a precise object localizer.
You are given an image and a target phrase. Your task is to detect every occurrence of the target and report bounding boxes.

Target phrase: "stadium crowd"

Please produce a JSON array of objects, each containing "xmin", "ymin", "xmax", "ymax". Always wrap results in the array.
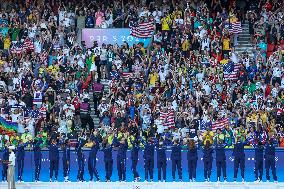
[{"xmin": 0, "ymin": 0, "xmax": 283, "ymax": 152}]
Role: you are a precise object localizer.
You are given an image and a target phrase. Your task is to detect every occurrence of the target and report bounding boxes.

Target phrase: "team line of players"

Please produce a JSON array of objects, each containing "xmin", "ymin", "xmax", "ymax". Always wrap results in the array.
[{"xmin": 1, "ymin": 136, "xmax": 278, "ymax": 183}]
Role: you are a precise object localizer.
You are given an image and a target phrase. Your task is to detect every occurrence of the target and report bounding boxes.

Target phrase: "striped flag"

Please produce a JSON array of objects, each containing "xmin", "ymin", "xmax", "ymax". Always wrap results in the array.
[
  {"xmin": 121, "ymin": 72, "xmax": 133, "ymax": 79},
  {"xmin": 160, "ymin": 109, "xmax": 175, "ymax": 129},
  {"xmin": 23, "ymin": 38, "xmax": 35, "ymax": 51},
  {"xmin": 229, "ymin": 21, "xmax": 242, "ymax": 34},
  {"xmin": 223, "ymin": 61, "xmax": 241, "ymax": 80},
  {"xmin": 212, "ymin": 118, "xmax": 229, "ymax": 131},
  {"xmin": 130, "ymin": 21, "xmax": 154, "ymax": 38}
]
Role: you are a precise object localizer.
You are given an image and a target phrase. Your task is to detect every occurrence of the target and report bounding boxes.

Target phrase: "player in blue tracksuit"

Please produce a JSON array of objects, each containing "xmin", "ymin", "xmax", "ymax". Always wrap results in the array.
[
  {"xmin": 76, "ymin": 136, "xmax": 86, "ymax": 182},
  {"xmin": 62, "ymin": 139, "xmax": 71, "ymax": 182},
  {"xmin": 233, "ymin": 137, "xmax": 247, "ymax": 182},
  {"xmin": 114, "ymin": 137, "xmax": 128, "ymax": 182},
  {"xmin": 187, "ymin": 139, "xmax": 198, "ymax": 182},
  {"xmin": 130, "ymin": 136, "xmax": 140, "ymax": 181},
  {"xmin": 215, "ymin": 140, "xmax": 227, "ymax": 182},
  {"xmin": 203, "ymin": 141, "xmax": 214, "ymax": 182},
  {"xmin": 156, "ymin": 138, "xmax": 167, "ymax": 182},
  {"xmin": 265, "ymin": 139, "xmax": 278, "ymax": 182},
  {"xmin": 142, "ymin": 138, "xmax": 155, "ymax": 182},
  {"xmin": 102, "ymin": 138, "xmax": 113, "ymax": 182},
  {"xmin": 33, "ymin": 138, "xmax": 43, "ymax": 182},
  {"xmin": 16, "ymin": 140, "xmax": 29, "ymax": 182},
  {"xmin": 171, "ymin": 139, "xmax": 182, "ymax": 181},
  {"xmin": 48, "ymin": 139, "xmax": 60, "ymax": 182},
  {"xmin": 88, "ymin": 137, "xmax": 100, "ymax": 182},
  {"xmin": 254, "ymin": 140, "xmax": 264, "ymax": 182},
  {"xmin": 2, "ymin": 144, "xmax": 9, "ymax": 181}
]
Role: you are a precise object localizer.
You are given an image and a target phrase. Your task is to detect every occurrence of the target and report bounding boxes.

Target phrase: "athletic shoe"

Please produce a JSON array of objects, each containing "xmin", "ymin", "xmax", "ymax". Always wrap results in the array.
[
  {"xmin": 192, "ymin": 178, "xmax": 196, "ymax": 182},
  {"xmin": 224, "ymin": 179, "xmax": 227, "ymax": 183},
  {"xmin": 242, "ymin": 178, "xmax": 245, "ymax": 183},
  {"xmin": 266, "ymin": 180, "xmax": 270, "ymax": 183},
  {"xmin": 179, "ymin": 179, "xmax": 183, "ymax": 182},
  {"xmin": 189, "ymin": 179, "xmax": 192, "ymax": 182},
  {"xmin": 49, "ymin": 179, "xmax": 52, "ymax": 182},
  {"xmin": 150, "ymin": 179, "xmax": 153, "ymax": 182}
]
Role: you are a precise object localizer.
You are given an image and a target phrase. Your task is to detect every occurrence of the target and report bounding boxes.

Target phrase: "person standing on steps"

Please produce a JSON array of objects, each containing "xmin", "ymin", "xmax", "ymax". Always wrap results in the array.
[
  {"xmin": 48, "ymin": 139, "xmax": 60, "ymax": 182},
  {"xmin": 265, "ymin": 138, "xmax": 278, "ymax": 183},
  {"xmin": 7, "ymin": 145, "xmax": 16, "ymax": 189},
  {"xmin": 215, "ymin": 140, "xmax": 227, "ymax": 182},
  {"xmin": 62, "ymin": 139, "xmax": 71, "ymax": 182},
  {"xmin": 16, "ymin": 139, "xmax": 29, "ymax": 182},
  {"xmin": 233, "ymin": 137, "xmax": 247, "ymax": 182},
  {"xmin": 156, "ymin": 138, "xmax": 167, "ymax": 182},
  {"xmin": 76, "ymin": 134, "xmax": 87, "ymax": 182},
  {"xmin": 171, "ymin": 139, "xmax": 182, "ymax": 182},
  {"xmin": 254, "ymin": 140, "xmax": 264, "ymax": 182},
  {"xmin": 114, "ymin": 135, "xmax": 128, "ymax": 182},
  {"xmin": 102, "ymin": 137, "xmax": 113, "ymax": 182},
  {"xmin": 88, "ymin": 131, "xmax": 100, "ymax": 182},
  {"xmin": 187, "ymin": 139, "xmax": 198, "ymax": 182},
  {"xmin": 130, "ymin": 135, "xmax": 140, "ymax": 182},
  {"xmin": 33, "ymin": 138, "xmax": 43, "ymax": 182},
  {"xmin": 202, "ymin": 140, "xmax": 214, "ymax": 182},
  {"xmin": 142, "ymin": 138, "xmax": 155, "ymax": 182}
]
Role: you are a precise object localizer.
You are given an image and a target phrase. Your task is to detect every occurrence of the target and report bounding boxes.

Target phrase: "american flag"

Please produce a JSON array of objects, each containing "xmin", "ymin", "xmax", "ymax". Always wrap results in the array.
[
  {"xmin": 223, "ymin": 61, "xmax": 241, "ymax": 80},
  {"xmin": 121, "ymin": 72, "xmax": 133, "ymax": 79},
  {"xmin": 160, "ymin": 108, "xmax": 175, "ymax": 129},
  {"xmin": 10, "ymin": 43, "xmax": 23, "ymax": 55},
  {"xmin": 212, "ymin": 118, "xmax": 229, "ymax": 131},
  {"xmin": 229, "ymin": 21, "xmax": 242, "ymax": 34},
  {"xmin": 23, "ymin": 37, "xmax": 35, "ymax": 51},
  {"xmin": 130, "ymin": 21, "xmax": 155, "ymax": 38}
]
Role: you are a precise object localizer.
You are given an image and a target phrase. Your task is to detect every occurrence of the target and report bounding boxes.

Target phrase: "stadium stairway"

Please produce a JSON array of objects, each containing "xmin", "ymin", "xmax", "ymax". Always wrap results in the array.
[
  {"xmin": 89, "ymin": 79, "xmax": 110, "ymax": 127},
  {"xmin": 234, "ymin": 22, "xmax": 254, "ymax": 58}
]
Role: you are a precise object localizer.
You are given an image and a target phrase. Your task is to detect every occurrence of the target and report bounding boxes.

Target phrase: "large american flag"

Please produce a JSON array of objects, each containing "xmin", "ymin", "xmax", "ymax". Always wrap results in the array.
[
  {"xmin": 160, "ymin": 109, "xmax": 175, "ymax": 129},
  {"xmin": 229, "ymin": 21, "xmax": 242, "ymax": 34},
  {"xmin": 212, "ymin": 118, "xmax": 229, "ymax": 131},
  {"xmin": 223, "ymin": 61, "xmax": 241, "ymax": 80},
  {"xmin": 130, "ymin": 21, "xmax": 155, "ymax": 38},
  {"xmin": 10, "ymin": 43, "xmax": 23, "ymax": 55},
  {"xmin": 121, "ymin": 72, "xmax": 133, "ymax": 79},
  {"xmin": 23, "ymin": 38, "xmax": 35, "ymax": 51}
]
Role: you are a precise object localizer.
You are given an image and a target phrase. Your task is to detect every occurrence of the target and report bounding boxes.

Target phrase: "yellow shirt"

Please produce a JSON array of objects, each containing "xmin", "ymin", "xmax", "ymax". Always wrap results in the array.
[
  {"xmin": 161, "ymin": 17, "xmax": 172, "ymax": 31},
  {"xmin": 222, "ymin": 38, "xmax": 230, "ymax": 50},
  {"xmin": 182, "ymin": 40, "xmax": 190, "ymax": 51},
  {"xmin": 260, "ymin": 112, "xmax": 268, "ymax": 124},
  {"xmin": 220, "ymin": 59, "xmax": 229, "ymax": 65},
  {"xmin": 149, "ymin": 72, "xmax": 159, "ymax": 86},
  {"xmin": 171, "ymin": 10, "xmax": 183, "ymax": 19},
  {"xmin": 4, "ymin": 38, "xmax": 11, "ymax": 49}
]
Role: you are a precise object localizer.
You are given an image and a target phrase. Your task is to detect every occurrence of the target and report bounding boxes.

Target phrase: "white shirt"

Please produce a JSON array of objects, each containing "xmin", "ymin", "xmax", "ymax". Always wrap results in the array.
[
  {"xmin": 9, "ymin": 151, "xmax": 16, "ymax": 166},
  {"xmin": 152, "ymin": 10, "xmax": 162, "ymax": 24},
  {"xmin": 62, "ymin": 104, "xmax": 75, "ymax": 117}
]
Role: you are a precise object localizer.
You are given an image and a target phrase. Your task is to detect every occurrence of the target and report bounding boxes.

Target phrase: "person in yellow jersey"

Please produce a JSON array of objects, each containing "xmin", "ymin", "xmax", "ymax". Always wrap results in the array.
[
  {"xmin": 148, "ymin": 69, "xmax": 159, "ymax": 87},
  {"xmin": 4, "ymin": 35, "xmax": 11, "ymax": 51},
  {"xmin": 222, "ymin": 34, "xmax": 231, "ymax": 57},
  {"xmin": 161, "ymin": 11, "xmax": 172, "ymax": 33}
]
